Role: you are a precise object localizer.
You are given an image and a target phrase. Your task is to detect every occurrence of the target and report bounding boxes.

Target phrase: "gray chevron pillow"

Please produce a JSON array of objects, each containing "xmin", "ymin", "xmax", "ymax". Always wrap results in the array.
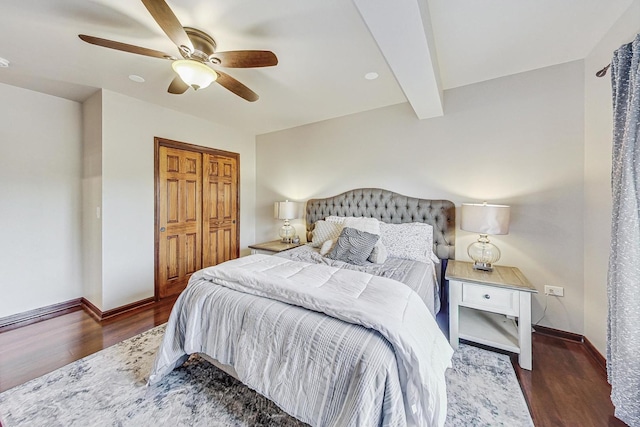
[{"xmin": 326, "ymin": 227, "xmax": 379, "ymax": 265}]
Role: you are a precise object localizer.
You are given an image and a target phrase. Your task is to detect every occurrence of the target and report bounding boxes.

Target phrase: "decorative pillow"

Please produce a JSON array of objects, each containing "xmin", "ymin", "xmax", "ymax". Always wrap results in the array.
[
  {"xmin": 319, "ymin": 238, "xmax": 337, "ymax": 255},
  {"xmin": 326, "ymin": 227, "xmax": 379, "ymax": 265},
  {"xmin": 310, "ymin": 220, "xmax": 343, "ymax": 248},
  {"xmin": 319, "ymin": 233, "xmax": 385, "ymax": 262},
  {"xmin": 342, "ymin": 217, "xmax": 388, "ymax": 263},
  {"xmin": 325, "ymin": 216, "xmax": 387, "ymax": 263},
  {"xmin": 380, "ymin": 222, "xmax": 439, "ymax": 264},
  {"xmin": 368, "ymin": 242, "xmax": 388, "ymax": 264}
]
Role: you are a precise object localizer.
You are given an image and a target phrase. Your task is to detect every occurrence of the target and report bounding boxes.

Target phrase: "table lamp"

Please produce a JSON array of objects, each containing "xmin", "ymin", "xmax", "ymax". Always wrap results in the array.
[
  {"xmin": 274, "ymin": 200, "xmax": 298, "ymax": 243},
  {"xmin": 461, "ymin": 202, "xmax": 511, "ymax": 271}
]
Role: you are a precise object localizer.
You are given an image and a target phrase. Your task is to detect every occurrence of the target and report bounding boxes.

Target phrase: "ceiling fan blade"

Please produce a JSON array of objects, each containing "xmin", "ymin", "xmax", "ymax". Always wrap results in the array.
[
  {"xmin": 79, "ymin": 34, "xmax": 176, "ymax": 60},
  {"xmin": 213, "ymin": 51, "xmax": 278, "ymax": 68},
  {"xmin": 215, "ymin": 70, "xmax": 259, "ymax": 102},
  {"xmin": 141, "ymin": 0, "xmax": 194, "ymax": 53},
  {"xmin": 168, "ymin": 76, "xmax": 189, "ymax": 94}
]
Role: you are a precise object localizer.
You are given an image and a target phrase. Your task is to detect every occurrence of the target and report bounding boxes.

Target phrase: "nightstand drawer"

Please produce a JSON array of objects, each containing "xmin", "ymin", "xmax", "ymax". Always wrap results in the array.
[{"xmin": 461, "ymin": 283, "xmax": 519, "ymax": 316}]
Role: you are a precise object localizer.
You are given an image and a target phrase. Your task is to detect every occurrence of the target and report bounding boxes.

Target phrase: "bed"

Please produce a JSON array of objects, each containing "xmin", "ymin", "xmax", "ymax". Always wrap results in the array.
[{"xmin": 148, "ymin": 188, "xmax": 456, "ymax": 427}]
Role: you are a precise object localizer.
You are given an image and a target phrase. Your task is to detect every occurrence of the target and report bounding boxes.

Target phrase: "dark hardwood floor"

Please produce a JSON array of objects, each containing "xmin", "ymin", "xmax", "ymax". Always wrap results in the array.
[
  {"xmin": 0, "ymin": 298, "xmax": 626, "ymax": 426},
  {"xmin": 514, "ymin": 333, "xmax": 626, "ymax": 427},
  {"xmin": 0, "ymin": 297, "xmax": 177, "ymax": 393}
]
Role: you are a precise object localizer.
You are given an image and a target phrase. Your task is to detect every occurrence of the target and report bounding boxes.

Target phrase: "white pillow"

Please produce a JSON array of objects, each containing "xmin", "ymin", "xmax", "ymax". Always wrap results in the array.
[
  {"xmin": 343, "ymin": 217, "xmax": 380, "ymax": 235},
  {"xmin": 310, "ymin": 220, "xmax": 343, "ymax": 248},
  {"xmin": 368, "ymin": 242, "xmax": 388, "ymax": 264},
  {"xmin": 320, "ymin": 238, "xmax": 337, "ymax": 255},
  {"xmin": 325, "ymin": 215, "xmax": 351, "ymax": 224},
  {"xmin": 380, "ymin": 222, "xmax": 439, "ymax": 264}
]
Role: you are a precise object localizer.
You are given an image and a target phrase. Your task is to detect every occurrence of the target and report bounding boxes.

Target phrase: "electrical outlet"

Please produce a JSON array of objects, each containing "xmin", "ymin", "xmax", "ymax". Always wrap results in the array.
[{"xmin": 544, "ymin": 285, "xmax": 564, "ymax": 297}]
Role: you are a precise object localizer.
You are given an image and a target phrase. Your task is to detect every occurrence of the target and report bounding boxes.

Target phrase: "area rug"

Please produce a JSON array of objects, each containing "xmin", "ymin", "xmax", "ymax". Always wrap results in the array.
[{"xmin": 0, "ymin": 324, "xmax": 533, "ymax": 426}]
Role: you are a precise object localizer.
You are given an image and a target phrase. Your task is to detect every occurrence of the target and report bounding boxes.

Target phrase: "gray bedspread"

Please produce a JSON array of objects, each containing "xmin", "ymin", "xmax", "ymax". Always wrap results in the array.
[
  {"xmin": 276, "ymin": 244, "xmax": 440, "ymax": 315},
  {"xmin": 148, "ymin": 255, "xmax": 451, "ymax": 427}
]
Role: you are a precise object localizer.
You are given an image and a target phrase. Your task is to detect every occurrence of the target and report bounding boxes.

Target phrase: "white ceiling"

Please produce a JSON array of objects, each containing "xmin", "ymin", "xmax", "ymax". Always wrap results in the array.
[{"xmin": 0, "ymin": 0, "xmax": 634, "ymax": 135}]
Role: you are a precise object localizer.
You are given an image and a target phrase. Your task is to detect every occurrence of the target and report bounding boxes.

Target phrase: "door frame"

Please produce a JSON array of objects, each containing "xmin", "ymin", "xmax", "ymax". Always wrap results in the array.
[{"xmin": 154, "ymin": 137, "xmax": 240, "ymax": 300}]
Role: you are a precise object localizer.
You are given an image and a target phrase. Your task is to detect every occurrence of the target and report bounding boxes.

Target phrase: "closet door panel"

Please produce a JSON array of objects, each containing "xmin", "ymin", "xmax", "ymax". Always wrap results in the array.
[
  {"xmin": 157, "ymin": 146, "xmax": 202, "ymax": 298},
  {"xmin": 202, "ymin": 153, "xmax": 238, "ymax": 267}
]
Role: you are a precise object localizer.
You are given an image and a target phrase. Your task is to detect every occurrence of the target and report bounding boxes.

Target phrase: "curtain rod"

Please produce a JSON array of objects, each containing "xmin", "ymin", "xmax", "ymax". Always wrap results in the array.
[
  {"xmin": 596, "ymin": 63, "xmax": 611, "ymax": 77},
  {"xmin": 596, "ymin": 33, "xmax": 640, "ymax": 77}
]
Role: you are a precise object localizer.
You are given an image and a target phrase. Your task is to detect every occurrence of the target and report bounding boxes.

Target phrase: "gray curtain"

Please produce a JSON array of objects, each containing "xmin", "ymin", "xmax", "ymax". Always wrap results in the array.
[{"xmin": 608, "ymin": 32, "xmax": 640, "ymax": 427}]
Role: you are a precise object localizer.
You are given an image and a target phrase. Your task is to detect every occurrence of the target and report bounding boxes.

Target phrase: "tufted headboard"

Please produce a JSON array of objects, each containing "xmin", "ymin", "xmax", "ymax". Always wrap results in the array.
[{"xmin": 306, "ymin": 188, "xmax": 455, "ymax": 261}]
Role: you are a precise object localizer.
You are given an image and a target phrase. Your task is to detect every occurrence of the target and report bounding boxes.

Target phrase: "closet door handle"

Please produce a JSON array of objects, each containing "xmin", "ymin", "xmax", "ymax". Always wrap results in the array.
[
  {"xmin": 160, "ymin": 227, "xmax": 166, "ymax": 232},
  {"xmin": 483, "ymin": 294, "xmax": 491, "ymax": 299}
]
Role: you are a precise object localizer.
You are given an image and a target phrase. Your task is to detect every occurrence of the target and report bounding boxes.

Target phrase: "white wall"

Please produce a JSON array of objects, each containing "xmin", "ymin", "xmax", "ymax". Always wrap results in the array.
[
  {"xmin": 0, "ymin": 85, "xmax": 257, "ymax": 316},
  {"xmin": 82, "ymin": 91, "xmax": 103, "ymax": 309},
  {"xmin": 98, "ymin": 90, "xmax": 256, "ymax": 311},
  {"xmin": 583, "ymin": 0, "xmax": 640, "ymax": 354},
  {"xmin": 0, "ymin": 83, "xmax": 83, "ymax": 318},
  {"xmin": 257, "ymin": 61, "xmax": 586, "ymax": 334}
]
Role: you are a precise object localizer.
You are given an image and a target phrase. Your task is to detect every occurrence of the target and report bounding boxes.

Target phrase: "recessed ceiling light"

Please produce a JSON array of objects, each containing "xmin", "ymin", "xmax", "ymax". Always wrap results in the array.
[
  {"xmin": 364, "ymin": 72, "xmax": 379, "ymax": 80},
  {"xmin": 129, "ymin": 74, "xmax": 145, "ymax": 83},
  {"xmin": 0, "ymin": 57, "xmax": 10, "ymax": 68}
]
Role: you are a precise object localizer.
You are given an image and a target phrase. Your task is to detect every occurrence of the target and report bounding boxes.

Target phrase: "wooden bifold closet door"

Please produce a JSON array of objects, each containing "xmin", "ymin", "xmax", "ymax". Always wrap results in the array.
[
  {"xmin": 156, "ymin": 138, "xmax": 239, "ymax": 299},
  {"xmin": 202, "ymin": 153, "xmax": 238, "ymax": 267}
]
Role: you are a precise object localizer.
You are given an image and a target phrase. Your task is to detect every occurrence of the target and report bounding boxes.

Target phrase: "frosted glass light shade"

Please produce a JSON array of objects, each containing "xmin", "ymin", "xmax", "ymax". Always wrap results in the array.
[{"xmin": 172, "ymin": 60, "xmax": 217, "ymax": 90}]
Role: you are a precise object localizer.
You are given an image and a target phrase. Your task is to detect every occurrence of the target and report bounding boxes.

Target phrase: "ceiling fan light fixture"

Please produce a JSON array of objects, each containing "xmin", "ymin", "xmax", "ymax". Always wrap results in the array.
[{"xmin": 171, "ymin": 59, "xmax": 217, "ymax": 91}]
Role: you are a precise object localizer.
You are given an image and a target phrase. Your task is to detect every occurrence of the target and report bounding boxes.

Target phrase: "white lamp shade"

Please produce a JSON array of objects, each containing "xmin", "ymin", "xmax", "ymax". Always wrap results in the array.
[
  {"xmin": 171, "ymin": 59, "xmax": 217, "ymax": 90},
  {"xmin": 461, "ymin": 203, "xmax": 510, "ymax": 235},
  {"xmin": 274, "ymin": 201, "xmax": 298, "ymax": 220}
]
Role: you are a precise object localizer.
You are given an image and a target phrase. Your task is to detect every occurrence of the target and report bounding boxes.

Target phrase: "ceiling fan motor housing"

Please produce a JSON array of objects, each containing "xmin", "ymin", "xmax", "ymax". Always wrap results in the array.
[{"xmin": 183, "ymin": 27, "xmax": 218, "ymax": 63}]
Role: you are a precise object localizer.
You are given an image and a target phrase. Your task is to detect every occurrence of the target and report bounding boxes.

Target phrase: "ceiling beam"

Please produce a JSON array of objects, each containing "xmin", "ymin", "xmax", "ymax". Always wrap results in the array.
[{"xmin": 353, "ymin": 0, "xmax": 443, "ymax": 119}]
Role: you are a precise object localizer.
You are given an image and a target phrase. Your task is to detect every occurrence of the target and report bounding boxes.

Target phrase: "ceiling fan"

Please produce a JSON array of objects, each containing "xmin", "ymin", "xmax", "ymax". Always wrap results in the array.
[{"xmin": 78, "ymin": 0, "xmax": 277, "ymax": 102}]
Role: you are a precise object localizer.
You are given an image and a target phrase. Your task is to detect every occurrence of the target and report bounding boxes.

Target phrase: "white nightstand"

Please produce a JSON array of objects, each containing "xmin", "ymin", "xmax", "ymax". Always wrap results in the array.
[
  {"xmin": 248, "ymin": 240, "xmax": 303, "ymax": 255},
  {"xmin": 446, "ymin": 260, "xmax": 538, "ymax": 370}
]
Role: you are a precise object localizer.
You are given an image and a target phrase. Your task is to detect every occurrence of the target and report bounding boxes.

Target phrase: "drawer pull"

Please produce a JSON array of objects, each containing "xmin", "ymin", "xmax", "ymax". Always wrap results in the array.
[{"xmin": 483, "ymin": 294, "xmax": 491, "ymax": 299}]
